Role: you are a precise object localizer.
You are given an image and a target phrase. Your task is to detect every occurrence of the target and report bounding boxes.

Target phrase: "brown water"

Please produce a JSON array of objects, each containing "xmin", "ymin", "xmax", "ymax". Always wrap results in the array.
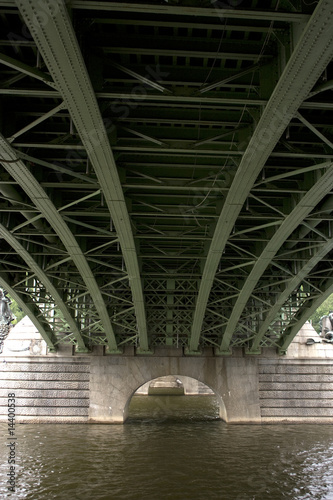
[{"xmin": 1, "ymin": 395, "xmax": 333, "ymax": 499}]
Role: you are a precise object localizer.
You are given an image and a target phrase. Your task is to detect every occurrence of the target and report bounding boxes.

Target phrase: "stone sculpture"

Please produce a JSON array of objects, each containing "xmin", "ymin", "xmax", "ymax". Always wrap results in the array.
[
  {"xmin": 319, "ymin": 312, "xmax": 333, "ymax": 343},
  {"xmin": 0, "ymin": 288, "xmax": 14, "ymax": 354}
]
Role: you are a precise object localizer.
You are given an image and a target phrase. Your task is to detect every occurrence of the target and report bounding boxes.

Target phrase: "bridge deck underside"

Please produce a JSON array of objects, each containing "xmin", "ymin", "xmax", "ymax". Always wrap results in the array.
[{"xmin": 0, "ymin": 0, "xmax": 333, "ymax": 354}]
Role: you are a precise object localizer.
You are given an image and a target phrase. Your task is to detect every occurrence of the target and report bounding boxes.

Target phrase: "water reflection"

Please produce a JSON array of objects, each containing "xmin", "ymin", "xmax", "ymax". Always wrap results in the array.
[
  {"xmin": 1, "ymin": 395, "xmax": 333, "ymax": 499},
  {"xmin": 128, "ymin": 394, "xmax": 220, "ymax": 423}
]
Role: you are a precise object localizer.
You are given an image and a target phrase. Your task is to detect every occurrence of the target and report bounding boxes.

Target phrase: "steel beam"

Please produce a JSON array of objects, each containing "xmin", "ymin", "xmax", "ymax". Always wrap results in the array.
[
  {"xmin": 7, "ymin": 103, "xmax": 66, "ymax": 143},
  {"xmin": 69, "ymin": 2, "xmax": 310, "ymax": 23},
  {"xmin": 15, "ymin": 0, "xmax": 148, "ymax": 351},
  {"xmin": 296, "ymin": 112, "xmax": 333, "ymax": 150},
  {"xmin": 0, "ymin": 273, "xmax": 57, "ymax": 351},
  {"xmin": 189, "ymin": 0, "xmax": 333, "ymax": 353},
  {"xmin": 0, "ymin": 52, "xmax": 57, "ymax": 88},
  {"xmin": 0, "ymin": 223, "xmax": 89, "ymax": 351},
  {"xmin": 278, "ymin": 278, "xmax": 333, "ymax": 354},
  {"xmin": 220, "ymin": 163, "xmax": 333, "ymax": 353},
  {"xmin": 0, "ymin": 134, "xmax": 119, "ymax": 351},
  {"xmin": 251, "ymin": 231, "xmax": 333, "ymax": 353}
]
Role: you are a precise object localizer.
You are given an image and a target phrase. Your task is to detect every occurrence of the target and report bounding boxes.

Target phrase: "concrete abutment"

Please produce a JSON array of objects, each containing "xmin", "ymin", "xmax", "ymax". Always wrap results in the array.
[
  {"xmin": 1, "ymin": 320, "xmax": 333, "ymax": 424},
  {"xmin": 89, "ymin": 353, "xmax": 260, "ymax": 424}
]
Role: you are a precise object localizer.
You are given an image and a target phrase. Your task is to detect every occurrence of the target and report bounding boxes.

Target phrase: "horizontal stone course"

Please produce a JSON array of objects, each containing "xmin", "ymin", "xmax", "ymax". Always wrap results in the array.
[
  {"xmin": 0, "ymin": 416, "xmax": 89, "ymax": 423},
  {"xmin": 259, "ymin": 382, "xmax": 333, "ymax": 391},
  {"xmin": 259, "ymin": 374, "xmax": 333, "ymax": 383},
  {"xmin": 1, "ymin": 372, "xmax": 89, "ymax": 381},
  {"xmin": 260, "ymin": 390, "xmax": 333, "ymax": 399},
  {"xmin": 0, "ymin": 356, "xmax": 91, "ymax": 420},
  {"xmin": 0, "ymin": 389, "xmax": 88, "ymax": 398},
  {"xmin": 0, "ymin": 398, "xmax": 89, "ymax": 407},
  {"xmin": 259, "ymin": 364, "xmax": 333, "ymax": 374},
  {"xmin": 10, "ymin": 406, "xmax": 88, "ymax": 416},
  {"xmin": 262, "ymin": 417, "xmax": 333, "ymax": 423},
  {"xmin": 259, "ymin": 359, "xmax": 333, "ymax": 366},
  {"xmin": 259, "ymin": 358, "xmax": 333, "ymax": 422},
  {"xmin": 261, "ymin": 407, "xmax": 333, "ymax": 417},
  {"xmin": 0, "ymin": 380, "xmax": 89, "ymax": 390},
  {"xmin": 260, "ymin": 398, "xmax": 333, "ymax": 407},
  {"xmin": 0, "ymin": 362, "xmax": 90, "ymax": 373}
]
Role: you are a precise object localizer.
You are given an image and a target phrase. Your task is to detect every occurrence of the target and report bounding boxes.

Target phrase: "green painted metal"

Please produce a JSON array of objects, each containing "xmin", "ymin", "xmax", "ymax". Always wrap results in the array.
[
  {"xmin": 0, "ymin": 52, "xmax": 58, "ymax": 88},
  {"xmin": 0, "ymin": 134, "xmax": 118, "ymax": 350},
  {"xmin": 7, "ymin": 103, "xmax": 66, "ymax": 143},
  {"xmin": 0, "ymin": 0, "xmax": 332, "ymax": 354},
  {"xmin": 189, "ymin": 0, "xmax": 333, "ymax": 352},
  {"xmin": 251, "ymin": 236, "xmax": 333, "ymax": 353},
  {"xmin": 69, "ymin": 2, "xmax": 310, "ymax": 23},
  {"xmin": 15, "ymin": 0, "xmax": 148, "ymax": 351},
  {"xmin": 0, "ymin": 274, "xmax": 57, "ymax": 351},
  {"xmin": 296, "ymin": 112, "xmax": 333, "ymax": 150},
  {"xmin": 0, "ymin": 222, "xmax": 88, "ymax": 351},
  {"xmin": 220, "ymin": 164, "xmax": 333, "ymax": 352},
  {"xmin": 278, "ymin": 279, "xmax": 333, "ymax": 354}
]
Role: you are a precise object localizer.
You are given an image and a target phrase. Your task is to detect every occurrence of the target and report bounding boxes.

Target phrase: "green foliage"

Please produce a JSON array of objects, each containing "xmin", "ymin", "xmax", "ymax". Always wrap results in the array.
[
  {"xmin": 308, "ymin": 294, "xmax": 333, "ymax": 333},
  {"xmin": 8, "ymin": 297, "xmax": 26, "ymax": 325}
]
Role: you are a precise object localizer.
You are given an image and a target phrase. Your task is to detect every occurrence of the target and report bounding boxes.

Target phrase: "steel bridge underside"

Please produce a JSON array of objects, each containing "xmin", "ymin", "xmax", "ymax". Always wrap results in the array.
[{"xmin": 0, "ymin": 0, "xmax": 333, "ymax": 355}]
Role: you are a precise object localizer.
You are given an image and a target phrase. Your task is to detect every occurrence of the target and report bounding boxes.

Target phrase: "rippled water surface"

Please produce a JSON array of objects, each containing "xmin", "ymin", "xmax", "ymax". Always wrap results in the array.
[{"xmin": 1, "ymin": 395, "xmax": 333, "ymax": 499}]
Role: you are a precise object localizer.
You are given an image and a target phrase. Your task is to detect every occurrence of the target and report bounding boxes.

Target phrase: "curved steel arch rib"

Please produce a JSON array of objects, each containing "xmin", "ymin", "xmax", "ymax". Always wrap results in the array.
[
  {"xmin": 0, "ymin": 222, "xmax": 88, "ymax": 352},
  {"xmin": 0, "ymin": 134, "xmax": 119, "ymax": 352},
  {"xmin": 278, "ymin": 278, "xmax": 333, "ymax": 355},
  {"xmin": 15, "ymin": 0, "xmax": 148, "ymax": 351},
  {"xmin": 189, "ymin": 0, "xmax": 333, "ymax": 353},
  {"xmin": 0, "ymin": 274, "xmax": 57, "ymax": 351},
  {"xmin": 219, "ymin": 164, "xmax": 333, "ymax": 353},
  {"xmin": 250, "ymin": 202, "xmax": 333, "ymax": 353}
]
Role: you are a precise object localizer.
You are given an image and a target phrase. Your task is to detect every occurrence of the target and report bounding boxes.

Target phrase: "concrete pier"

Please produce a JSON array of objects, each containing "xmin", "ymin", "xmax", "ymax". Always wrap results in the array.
[{"xmin": 1, "ymin": 319, "xmax": 333, "ymax": 424}]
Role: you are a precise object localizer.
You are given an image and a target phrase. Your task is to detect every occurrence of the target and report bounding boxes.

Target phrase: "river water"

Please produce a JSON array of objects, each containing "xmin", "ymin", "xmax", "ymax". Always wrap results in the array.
[{"xmin": 1, "ymin": 395, "xmax": 333, "ymax": 500}]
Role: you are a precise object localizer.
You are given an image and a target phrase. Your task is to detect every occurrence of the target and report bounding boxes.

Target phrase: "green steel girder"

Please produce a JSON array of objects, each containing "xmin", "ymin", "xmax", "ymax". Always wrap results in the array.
[
  {"xmin": 7, "ymin": 103, "xmax": 67, "ymax": 144},
  {"xmin": 15, "ymin": 0, "xmax": 148, "ymax": 351},
  {"xmin": 189, "ymin": 0, "xmax": 333, "ymax": 352},
  {"xmin": 68, "ymin": 2, "xmax": 310, "ymax": 24},
  {"xmin": 0, "ymin": 273, "xmax": 57, "ymax": 351},
  {"xmin": 0, "ymin": 134, "xmax": 118, "ymax": 350},
  {"xmin": 0, "ymin": 222, "xmax": 88, "ymax": 351},
  {"xmin": 0, "ymin": 0, "xmax": 332, "ymax": 354},
  {"xmin": 0, "ymin": 52, "xmax": 58, "ymax": 89},
  {"xmin": 278, "ymin": 277, "xmax": 333, "ymax": 354},
  {"xmin": 220, "ymin": 163, "xmax": 333, "ymax": 352}
]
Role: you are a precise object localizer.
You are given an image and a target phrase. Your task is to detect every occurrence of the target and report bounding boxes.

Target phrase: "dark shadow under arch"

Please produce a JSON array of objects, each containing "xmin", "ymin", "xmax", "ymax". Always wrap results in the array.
[{"xmin": 125, "ymin": 375, "xmax": 227, "ymax": 423}]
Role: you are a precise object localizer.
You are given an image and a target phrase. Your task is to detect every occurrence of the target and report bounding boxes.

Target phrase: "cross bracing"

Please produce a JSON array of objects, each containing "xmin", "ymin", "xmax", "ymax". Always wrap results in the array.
[{"xmin": 0, "ymin": 0, "xmax": 332, "ymax": 354}]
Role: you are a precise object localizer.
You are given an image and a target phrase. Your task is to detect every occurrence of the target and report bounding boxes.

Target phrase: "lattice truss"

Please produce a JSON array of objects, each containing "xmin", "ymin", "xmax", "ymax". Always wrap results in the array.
[
  {"xmin": 205, "ymin": 174, "xmax": 333, "ymax": 352},
  {"xmin": 145, "ymin": 278, "xmax": 198, "ymax": 346},
  {"xmin": 0, "ymin": 0, "xmax": 332, "ymax": 354}
]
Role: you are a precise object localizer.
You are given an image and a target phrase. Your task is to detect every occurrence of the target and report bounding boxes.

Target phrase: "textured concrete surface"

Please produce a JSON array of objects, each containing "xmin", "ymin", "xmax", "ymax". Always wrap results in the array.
[
  {"xmin": 0, "ymin": 318, "xmax": 332, "ymax": 424},
  {"xmin": 89, "ymin": 353, "xmax": 261, "ymax": 423}
]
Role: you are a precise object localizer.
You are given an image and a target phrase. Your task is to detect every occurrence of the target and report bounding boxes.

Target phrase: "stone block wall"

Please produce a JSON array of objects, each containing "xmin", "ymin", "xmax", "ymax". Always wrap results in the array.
[
  {"xmin": 0, "ymin": 358, "xmax": 90, "ymax": 423},
  {"xmin": 258, "ymin": 359, "xmax": 333, "ymax": 423},
  {"xmin": 0, "ymin": 317, "xmax": 332, "ymax": 424}
]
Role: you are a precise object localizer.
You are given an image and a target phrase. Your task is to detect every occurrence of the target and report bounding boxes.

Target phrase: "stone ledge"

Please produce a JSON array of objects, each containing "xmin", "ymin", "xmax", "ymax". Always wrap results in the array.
[
  {"xmin": 261, "ymin": 417, "xmax": 333, "ymax": 424},
  {"xmin": 0, "ymin": 381, "xmax": 89, "ymax": 390},
  {"xmin": 0, "ymin": 398, "xmax": 89, "ymax": 407},
  {"xmin": 260, "ymin": 390, "xmax": 333, "ymax": 399},
  {"xmin": 0, "ymin": 416, "xmax": 89, "ymax": 423},
  {"xmin": 260, "ymin": 398, "xmax": 333, "ymax": 408},
  {"xmin": 259, "ymin": 374, "xmax": 333, "ymax": 382},
  {"xmin": 3, "ymin": 407, "xmax": 89, "ymax": 416},
  {"xmin": 0, "ymin": 389, "xmax": 88, "ymax": 398},
  {"xmin": 259, "ymin": 381, "xmax": 333, "ymax": 390}
]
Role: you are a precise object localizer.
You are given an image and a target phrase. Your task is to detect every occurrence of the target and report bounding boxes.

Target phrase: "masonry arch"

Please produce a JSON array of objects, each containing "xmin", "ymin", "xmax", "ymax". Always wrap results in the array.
[
  {"xmin": 123, "ymin": 373, "xmax": 227, "ymax": 424},
  {"xmin": 126, "ymin": 375, "xmax": 225, "ymax": 422},
  {"xmin": 89, "ymin": 355, "xmax": 261, "ymax": 424}
]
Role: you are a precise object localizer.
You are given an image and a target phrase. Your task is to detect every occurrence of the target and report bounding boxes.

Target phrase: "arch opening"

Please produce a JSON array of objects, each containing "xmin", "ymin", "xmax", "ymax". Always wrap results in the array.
[{"xmin": 125, "ymin": 375, "xmax": 226, "ymax": 423}]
